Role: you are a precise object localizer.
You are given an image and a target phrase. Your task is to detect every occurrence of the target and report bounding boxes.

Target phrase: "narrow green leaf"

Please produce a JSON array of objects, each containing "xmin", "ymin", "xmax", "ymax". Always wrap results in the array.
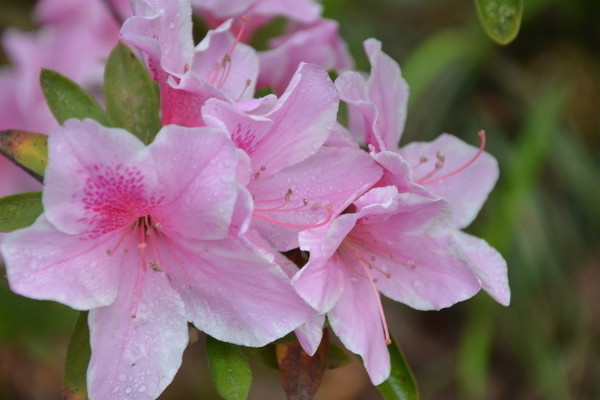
[
  {"xmin": 104, "ymin": 43, "xmax": 161, "ymax": 143},
  {"xmin": 377, "ymin": 337, "xmax": 419, "ymax": 400},
  {"xmin": 0, "ymin": 192, "xmax": 42, "ymax": 232},
  {"xmin": 62, "ymin": 311, "xmax": 91, "ymax": 400},
  {"xmin": 0, "ymin": 130, "xmax": 47, "ymax": 181},
  {"xmin": 206, "ymin": 336, "xmax": 252, "ymax": 400},
  {"xmin": 40, "ymin": 69, "xmax": 112, "ymax": 126},
  {"xmin": 474, "ymin": 0, "xmax": 523, "ymax": 45}
]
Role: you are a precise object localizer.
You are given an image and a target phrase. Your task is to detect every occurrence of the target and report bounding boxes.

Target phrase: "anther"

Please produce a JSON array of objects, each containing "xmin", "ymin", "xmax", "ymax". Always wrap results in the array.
[{"xmin": 285, "ymin": 189, "xmax": 293, "ymax": 201}]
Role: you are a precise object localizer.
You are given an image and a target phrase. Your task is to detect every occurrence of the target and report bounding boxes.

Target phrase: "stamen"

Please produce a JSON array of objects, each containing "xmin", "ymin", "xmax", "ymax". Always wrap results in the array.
[
  {"xmin": 228, "ymin": 16, "xmax": 249, "ymax": 54},
  {"xmin": 252, "ymin": 205, "xmax": 333, "ymax": 229},
  {"xmin": 418, "ymin": 130, "xmax": 486, "ymax": 185},
  {"xmin": 237, "ymin": 79, "xmax": 252, "ymax": 100}
]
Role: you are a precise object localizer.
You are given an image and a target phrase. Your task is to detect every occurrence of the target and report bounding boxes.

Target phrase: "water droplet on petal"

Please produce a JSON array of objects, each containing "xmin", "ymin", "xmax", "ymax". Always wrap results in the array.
[
  {"xmin": 138, "ymin": 385, "xmax": 147, "ymax": 393},
  {"xmin": 125, "ymin": 387, "xmax": 132, "ymax": 394},
  {"xmin": 118, "ymin": 373, "xmax": 127, "ymax": 382},
  {"xmin": 412, "ymin": 280, "xmax": 421, "ymax": 288}
]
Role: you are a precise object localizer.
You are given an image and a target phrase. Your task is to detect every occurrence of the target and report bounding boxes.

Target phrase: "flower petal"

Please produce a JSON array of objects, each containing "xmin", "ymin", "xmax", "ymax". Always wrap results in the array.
[
  {"xmin": 398, "ymin": 133, "xmax": 499, "ymax": 228},
  {"xmin": 165, "ymin": 235, "xmax": 311, "ymax": 347},
  {"xmin": 328, "ymin": 274, "xmax": 391, "ymax": 385},
  {"xmin": 1, "ymin": 216, "xmax": 120, "ymax": 310},
  {"xmin": 149, "ymin": 125, "xmax": 240, "ymax": 241},
  {"xmin": 43, "ymin": 119, "xmax": 150, "ymax": 236},
  {"xmin": 293, "ymin": 214, "xmax": 358, "ymax": 313},
  {"xmin": 87, "ymin": 260, "xmax": 188, "ymax": 400},
  {"xmin": 453, "ymin": 231, "xmax": 510, "ymax": 306},
  {"xmin": 249, "ymin": 146, "xmax": 382, "ymax": 251}
]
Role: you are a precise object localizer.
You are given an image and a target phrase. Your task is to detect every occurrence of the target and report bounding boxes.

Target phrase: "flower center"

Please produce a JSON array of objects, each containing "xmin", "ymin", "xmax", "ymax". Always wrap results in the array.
[{"xmin": 415, "ymin": 130, "xmax": 486, "ymax": 185}]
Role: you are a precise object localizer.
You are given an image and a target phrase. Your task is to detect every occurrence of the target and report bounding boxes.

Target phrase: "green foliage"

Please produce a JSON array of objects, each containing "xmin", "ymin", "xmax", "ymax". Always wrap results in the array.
[
  {"xmin": 104, "ymin": 43, "xmax": 161, "ymax": 144},
  {"xmin": 0, "ymin": 192, "xmax": 42, "ymax": 232},
  {"xmin": 474, "ymin": 0, "xmax": 523, "ymax": 44},
  {"xmin": 40, "ymin": 69, "xmax": 113, "ymax": 127},
  {"xmin": 62, "ymin": 312, "xmax": 91, "ymax": 400},
  {"xmin": 377, "ymin": 338, "xmax": 419, "ymax": 400},
  {"xmin": 206, "ymin": 336, "xmax": 252, "ymax": 400}
]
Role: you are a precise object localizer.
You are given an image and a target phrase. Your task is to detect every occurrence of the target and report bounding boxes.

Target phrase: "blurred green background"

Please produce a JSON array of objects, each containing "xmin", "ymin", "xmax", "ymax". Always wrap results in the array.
[{"xmin": 1, "ymin": 0, "xmax": 599, "ymax": 399}]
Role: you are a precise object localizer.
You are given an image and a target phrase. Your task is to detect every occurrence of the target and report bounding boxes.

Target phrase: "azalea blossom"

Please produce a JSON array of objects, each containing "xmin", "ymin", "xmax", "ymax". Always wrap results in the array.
[
  {"xmin": 336, "ymin": 38, "xmax": 510, "ymax": 306},
  {"xmin": 121, "ymin": 0, "xmax": 259, "ymax": 127},
  {"xmin": 203, "ymin": 62, "xmax": 383, "ymax": 250},
  {"xmin": 0, "ymin": 119, "xmax": 310, "ymax": 399},
  {"xmin": 257, "ymin": 19, "xmax": 354, "ymax": 95},
  {"xmin": 292, "ymin": 186, "xmax": 485, "ymax": 384},
  {"xmin": 192, "ymin": 0, "xmax": 322, "ymax": 42}
]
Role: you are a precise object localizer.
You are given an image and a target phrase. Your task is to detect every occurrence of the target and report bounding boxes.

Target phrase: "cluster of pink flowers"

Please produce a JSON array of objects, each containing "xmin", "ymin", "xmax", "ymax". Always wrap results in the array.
[{"xmin": 0, "ymin": 0, "xmax": 509, "ymax": 399}]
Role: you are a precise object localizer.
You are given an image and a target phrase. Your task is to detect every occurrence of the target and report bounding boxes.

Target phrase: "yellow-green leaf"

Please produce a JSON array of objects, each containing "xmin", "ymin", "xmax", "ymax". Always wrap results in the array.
[
  {"xmin": 0, "ymin": 192, "xmax": 43, "ymax": 232},
  {"xmin": 104, "ymin": 43, "xmax": 161, "ymax": 143},
  {"xmin": 0, "ymin": 130, "xmax": 48, "ymax": 181},
  {"xmin": 474, "ymin": 0, "xmax": 524, "ymax": 45},
  {"xmin": 62, "ymin": 311, "xmax": 91, "ymax": 400}
]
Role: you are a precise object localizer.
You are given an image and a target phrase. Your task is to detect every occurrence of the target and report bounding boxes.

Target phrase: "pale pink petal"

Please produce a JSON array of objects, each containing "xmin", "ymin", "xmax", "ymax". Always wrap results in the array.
[
  {"xmin": 88, "ymin": 259, "xmax": 188, "ymax": 400},
  {"xmin": 190, "ymin": 19, "xmax": 258, "ymax": 101},
  {"xmin": 1, "ymin": 216, "xmax": 120, "ymax": 309},
  {"xmin": 166, "ymin": 235, "xmax": 310, "ymax": 346},
  {"xmin": 193, "ymin": 0, "xmax": 321, "ymax": 41},
  {"xmin": 295, "ymin": 312, "xmax": 326, "ymax": 356},
  {"xmin": 350, "ymin": 191, "xmax": 482, "ymax": 310},
  {"xmin": 258, "ymin": 19, "xmax": 353, "ymax": 95},
  {"xmin": 43, "ymin": 119, "xmax": 151, "ymax": 236},
  {"xmin": 249, "ymin": 146, "xmax": 382, "ymax": 251},
  {"xmin": 328, "ymin": 274, "xmax": 391, "ymax": 385},
  {"xmin": 336, "ymin": 38, "xmax": 409, "ymax": 152},
  {"xmin": 398, "ymin": 133, "xmax": 499, "ymax": 228},
  {"xmin": 453, "ymin": 231, "xmax": 510, "ymax": 306},
  {"xmin": 202, "ymin": 97, "xmax": 275, "ymax": 164},
  {"xmin": 363, "ymin": 38, "xmax": 409, "ymax": 150},
  {"xmin": 121, "ymin": 0, "xmax": 194, "ymax": 78},
  {"xmin": 293, "ymin": 214, "xmax": 358, "ymax": 313},
  {"xmin": 370, "ymin": 150, "xmax": 416, "ymax": 193},
  {"xmin": 251, "ymin": 62, "xmax": 339, "ymax": 175},
  {"xmin": 325, "ymin": 123, "xmax": 360, "ymax": 148},
  {"xmin": 240, "ymin": 229, "xmax": 326, "ymax": 356},
  {"xmin": 149, "ymin": 125, "xmax": 241, "ymax": 241}
]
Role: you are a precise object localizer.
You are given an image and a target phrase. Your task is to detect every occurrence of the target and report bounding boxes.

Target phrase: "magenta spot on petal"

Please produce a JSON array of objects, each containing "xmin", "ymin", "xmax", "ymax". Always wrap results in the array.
[
  {"xmin": 78, "ymin": 164, "xmax": 162, "ymax": 238},
  {"xmin": 232, "ymin": 123, "xmax": 258, "ymax": 155}
]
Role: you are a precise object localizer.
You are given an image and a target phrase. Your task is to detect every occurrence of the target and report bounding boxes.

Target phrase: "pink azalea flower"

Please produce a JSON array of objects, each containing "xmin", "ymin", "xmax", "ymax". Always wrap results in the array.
[
  {"xmin": 336, "ymin": 38, "xmax": 510, "ymax": 306},
  {"xmin": 1, "ymin": 119, "xmax": 310, "ymax": 399},
  {"xmin": 0, "ymin": 0, "xmax": 127, "ymax": 254},
  {"xmin": 292, "ymin": 186, "xmax": 485, "ymax": 384},
  {"xmin": 257, "ymin": 19, "xmax": 354, "ymax": 95},
  {"xmin": 203, "ymin": 62, "xmax": 383, "ymax": 251},
  {"xmin": 192, "ymin": 0, "xmax": 322, "ymax": 42},
  {"xmin": 121, "ymin": 0, "xmax": 259, "ymax": 126}
]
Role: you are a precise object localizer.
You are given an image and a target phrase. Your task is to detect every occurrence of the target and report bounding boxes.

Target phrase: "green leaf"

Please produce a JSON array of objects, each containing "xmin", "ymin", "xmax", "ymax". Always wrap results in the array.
[
  {"xmin": 104, "ymin": 43, "xmax": 161, "ymax": 143},
  {"xmin": 0, "ymin": 192, "xmax": 42, "ymax": 232},
  {"xmin": 62, "ymin": 311, "xmax": 91, "ymax": 400},
  {"xmin": 0, "ymin": 130, "xmax": 48, "ymax": 181},
  {"xmin": 474, "ymin": 0, "xmax": 523, "ymax": 45},
  {"xmin": 206, "ymin": 336, "xmax": 252, "ymax": 400},
  {"xmin": 40, "ymin": 69, "xmax": 113, "ymax": 126},
  {"xmin": 377, "ymin": 337, "xmax": 419, "ymax": 400},
  {"xmin": 326, "ymin": 343, "xmax": 351, "ymax": 370}
]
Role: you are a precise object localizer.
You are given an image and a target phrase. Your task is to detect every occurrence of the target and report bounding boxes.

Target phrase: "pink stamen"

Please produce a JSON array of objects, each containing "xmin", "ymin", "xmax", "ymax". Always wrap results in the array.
[
  {"xmin": 418, "ymin": 130, "xmax": 486, "ymax": 185},
  {"xmin": 253, "ymin": 205, "xmax": 333, "ymax": 229},
  {"xmin": 228, "ymin": 16, "xmax": 249, "ymax": 54},
  {"xmin": 342, "ymin": 242, "xmax": 392, "ymax": 345}
]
